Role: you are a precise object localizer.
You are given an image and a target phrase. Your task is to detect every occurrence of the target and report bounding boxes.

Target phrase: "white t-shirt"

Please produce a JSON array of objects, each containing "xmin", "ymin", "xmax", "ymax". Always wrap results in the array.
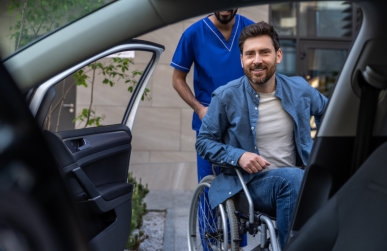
[{"xmin": 256, "ymin": 91, "xmax": 296, "ymax": 169}]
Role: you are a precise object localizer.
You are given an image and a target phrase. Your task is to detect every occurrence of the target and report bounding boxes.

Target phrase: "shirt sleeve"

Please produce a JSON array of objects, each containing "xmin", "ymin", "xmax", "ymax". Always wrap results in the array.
[
  {"xmin": 195, "ymin": 93, "xmax": 245, "ymax": 166},
  {"xmin": 170, "ymin": 29, "xmax": 195, "ymax": 73},
  {"xmin": 310, "ymin": 86, "xmax": 328, "ymax": 128}
]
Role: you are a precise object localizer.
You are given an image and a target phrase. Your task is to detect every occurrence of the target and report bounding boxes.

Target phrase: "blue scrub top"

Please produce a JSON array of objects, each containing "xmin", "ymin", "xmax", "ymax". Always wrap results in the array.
[{"xmin": 171, "ymin": 14, "xmax": 254, "ymax": 131}]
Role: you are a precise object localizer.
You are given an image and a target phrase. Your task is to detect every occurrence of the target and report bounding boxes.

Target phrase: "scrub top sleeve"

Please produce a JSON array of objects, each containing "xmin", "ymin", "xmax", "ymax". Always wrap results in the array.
[
  {"xmin": 243, "ymin": 16, "xmax": 255, "ymax": 26},
  {"xmin": 170, "ymin": 31, "xmax": 194, "ymax": 73}
]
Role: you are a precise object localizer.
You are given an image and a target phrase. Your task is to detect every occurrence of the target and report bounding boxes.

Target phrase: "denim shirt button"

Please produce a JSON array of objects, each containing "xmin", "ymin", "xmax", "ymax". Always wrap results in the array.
[
  {"xmin": 255, "ymin": 106, "xmax": 258, "ymax": 110},
  {"xmin": 255, "ymin": 94, "xmax": 258, "ymax": 98},
  {"xmin": 231, "ymin": 160, "xmax": 234, "ymax": 164},
  {"xmin": 251, "ymin": 127, "xmax": 254, "ymax": 130},
  {"xmin": 228, "ymin": 192, "xmax": 232, "ymax": 195}
]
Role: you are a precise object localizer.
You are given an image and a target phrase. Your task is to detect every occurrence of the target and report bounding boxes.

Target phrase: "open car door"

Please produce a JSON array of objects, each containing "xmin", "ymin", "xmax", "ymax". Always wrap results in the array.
[{"xmin": 28, "ymin": 40, "xmax": 164, "ymax": 251}]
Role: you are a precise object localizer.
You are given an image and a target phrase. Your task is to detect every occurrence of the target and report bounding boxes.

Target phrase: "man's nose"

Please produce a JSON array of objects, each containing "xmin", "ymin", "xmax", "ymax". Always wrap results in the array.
[{"xmin": 253, "ymin": 54, "xmax": 262, "ymax": 64}]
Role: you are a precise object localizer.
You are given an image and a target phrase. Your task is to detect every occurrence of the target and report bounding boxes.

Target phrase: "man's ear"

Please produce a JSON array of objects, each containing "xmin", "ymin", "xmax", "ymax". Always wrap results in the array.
[{"xmin": 276, "ymin": 48, "xmax": 283, "ymax": 64}]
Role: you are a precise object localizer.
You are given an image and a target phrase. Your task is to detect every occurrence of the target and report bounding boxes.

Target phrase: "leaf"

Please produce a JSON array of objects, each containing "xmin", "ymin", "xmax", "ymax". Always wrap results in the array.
[
  {"xmin": 132, "ymin": 70, "xmax": 143, "ymax": 77},
  {"xmin": 82, "ymin": 108, "xmax": 89, "ymax": 117}
]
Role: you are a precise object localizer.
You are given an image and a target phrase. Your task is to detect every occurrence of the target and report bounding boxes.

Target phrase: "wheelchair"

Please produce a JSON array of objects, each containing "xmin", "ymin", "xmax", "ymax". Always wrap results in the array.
[{"xmin": 188, "ymin": 163, "xmax": 281, "ymax": 251}]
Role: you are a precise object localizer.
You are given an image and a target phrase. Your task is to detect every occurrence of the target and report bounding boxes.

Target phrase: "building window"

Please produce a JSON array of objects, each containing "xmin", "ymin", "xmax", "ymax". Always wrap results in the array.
[
  {"xmin": 270, "ymin": 1, "xmax": 362, "ymax": 98},
  {"xmin": 271, "ymin": 3, "xmax": 297, "ymax": 36},
  {"xmin": 299, "ymin": 2, "xmax": 353, "ymax": 38}
]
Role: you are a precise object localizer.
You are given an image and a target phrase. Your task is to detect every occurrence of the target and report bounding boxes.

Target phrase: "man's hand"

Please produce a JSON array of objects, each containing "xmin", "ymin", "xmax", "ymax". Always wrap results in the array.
[
  {"xmin": 197, "ymin": 106, "xmax": 208, "ymax": 120},
  {"xmin": 238, "ymin": 152, "xmax": 270, "ymax": 174}
]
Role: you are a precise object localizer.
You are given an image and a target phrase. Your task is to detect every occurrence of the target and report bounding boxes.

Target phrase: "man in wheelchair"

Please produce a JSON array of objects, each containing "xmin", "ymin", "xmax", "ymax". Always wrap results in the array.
[{"xmin": 195, "ymin": 21, "xmax": 328, "ymax": 248}]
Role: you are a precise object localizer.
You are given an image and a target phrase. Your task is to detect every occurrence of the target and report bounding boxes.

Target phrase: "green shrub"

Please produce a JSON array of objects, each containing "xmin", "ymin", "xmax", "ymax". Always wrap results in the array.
[{"xmin": 126, "ymin": 172, "xmax": 149, "ymax": 250}]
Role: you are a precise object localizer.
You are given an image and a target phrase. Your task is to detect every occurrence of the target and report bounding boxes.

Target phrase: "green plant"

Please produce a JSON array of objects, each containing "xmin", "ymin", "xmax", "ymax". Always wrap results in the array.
[
  {"xmin": 126, "ymin": 172, "xmax": 149, "ymax": 250},
  {"xmin": 72, "ymin": 57, "xmax": 148, "ymax": 128}
]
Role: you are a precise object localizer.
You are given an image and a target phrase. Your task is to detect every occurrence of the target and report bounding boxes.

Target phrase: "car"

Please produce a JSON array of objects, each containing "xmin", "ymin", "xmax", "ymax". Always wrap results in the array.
[{"xmin": 1, "ymin": 0, "xmax": 387, "ymax": 250}]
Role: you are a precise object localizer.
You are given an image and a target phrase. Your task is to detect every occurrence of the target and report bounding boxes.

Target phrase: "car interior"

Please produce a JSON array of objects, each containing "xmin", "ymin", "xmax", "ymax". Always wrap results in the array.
[{"xmin": 1, "ymin": 0, "xmax": 387, "ymax": 250}]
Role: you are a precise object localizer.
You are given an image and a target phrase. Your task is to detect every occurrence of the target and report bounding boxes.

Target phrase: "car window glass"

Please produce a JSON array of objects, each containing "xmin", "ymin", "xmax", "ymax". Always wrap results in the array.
[
  {"xmin": 0, "ymin": 0, "xmax": 116, "ymax": 58},
  {"xmin": 43, "ymin": 50, "xmax": 153, "ymax": 132}
]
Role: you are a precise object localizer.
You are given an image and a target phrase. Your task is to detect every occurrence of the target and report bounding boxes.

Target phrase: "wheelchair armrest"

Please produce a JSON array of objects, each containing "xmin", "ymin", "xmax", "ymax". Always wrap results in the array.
[
  {"xmin": 210, "ymin": 161, "xmax": 238, "ymax": 176},
  {"xmin": 210, "ymin": 161, "xmax": 237, "ymax": 168}
]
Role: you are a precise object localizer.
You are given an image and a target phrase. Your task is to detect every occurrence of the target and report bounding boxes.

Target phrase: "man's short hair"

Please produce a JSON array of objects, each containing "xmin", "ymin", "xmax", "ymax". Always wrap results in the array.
[{"xmin": 239, "ymin": 21, "xmax": 280, "ymax": 53}]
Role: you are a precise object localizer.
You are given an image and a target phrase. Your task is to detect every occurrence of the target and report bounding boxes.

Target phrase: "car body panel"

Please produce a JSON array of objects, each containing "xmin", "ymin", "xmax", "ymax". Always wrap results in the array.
[{"xmin": 0, "ymin": 61, "xmax": 89, "ymax": 251}]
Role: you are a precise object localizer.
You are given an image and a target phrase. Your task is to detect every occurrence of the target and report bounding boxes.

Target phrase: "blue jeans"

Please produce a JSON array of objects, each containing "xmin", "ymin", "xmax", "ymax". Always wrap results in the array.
[{"xmin": 247, "ymin": 167, "xmax": 304, "ymax": 248}]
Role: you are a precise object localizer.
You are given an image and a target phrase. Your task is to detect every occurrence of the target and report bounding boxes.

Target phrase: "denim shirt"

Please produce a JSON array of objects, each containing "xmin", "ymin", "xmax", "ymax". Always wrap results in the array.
[{"xmin": 196, "ymin": 74, "xmax": 328, "ymax": 208}]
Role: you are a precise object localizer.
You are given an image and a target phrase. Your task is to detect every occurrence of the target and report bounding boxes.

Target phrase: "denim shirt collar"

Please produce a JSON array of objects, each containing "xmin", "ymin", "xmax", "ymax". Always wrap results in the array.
[{"xmin": 242, "ymin": 74, "xmax": 284, "ymax": 100}]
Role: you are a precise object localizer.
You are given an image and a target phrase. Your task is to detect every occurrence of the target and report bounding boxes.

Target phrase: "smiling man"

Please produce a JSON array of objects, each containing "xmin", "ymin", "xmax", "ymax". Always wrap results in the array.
[{"xmin": 196, "ymin": 21, "xmax": 328, "ymax": 248}]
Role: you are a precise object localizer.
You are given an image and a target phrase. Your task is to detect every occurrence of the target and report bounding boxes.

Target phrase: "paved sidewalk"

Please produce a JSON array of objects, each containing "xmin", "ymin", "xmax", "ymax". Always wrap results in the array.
[
  {"xmin": 144, "ymin": 190, "xmax": 193, "ymax": 251},
  {"xmin": 144, "ymin": 190, "xmax": 260, "ymax": 251}
]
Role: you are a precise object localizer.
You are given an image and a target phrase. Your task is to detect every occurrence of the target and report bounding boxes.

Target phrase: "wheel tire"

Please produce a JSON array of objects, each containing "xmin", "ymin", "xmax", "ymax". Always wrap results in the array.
[
  {"xmin": 188, "ymin": 175, "xmax": 215, "ymax": 250},
  {"xmin": 225, "ymin": 199, "xmax": 239, "ymax": 251},
  {"xmin": 188, "ymin": 175, "xmax": 240, "ymax": 251}
]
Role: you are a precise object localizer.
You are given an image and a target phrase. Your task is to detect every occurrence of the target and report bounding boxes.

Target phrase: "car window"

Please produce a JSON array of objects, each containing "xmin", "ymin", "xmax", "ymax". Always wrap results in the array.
[
  {"xmin": 41, "ymin": 50, "xmax": 153, "ymax": 132},
  {"xmin": 0, "ymin": 0, "xmax": 116, "ymax": 58}
]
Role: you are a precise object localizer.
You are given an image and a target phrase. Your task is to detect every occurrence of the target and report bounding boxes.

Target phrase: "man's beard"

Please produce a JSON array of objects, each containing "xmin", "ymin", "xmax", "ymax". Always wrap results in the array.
[
  {"xmin": 214, "ymin": 9, "xmax": 237, "ymax": 24},
  {"xmin": 244, "ymin": 63, "xmax": 276, "ymax": 86}
]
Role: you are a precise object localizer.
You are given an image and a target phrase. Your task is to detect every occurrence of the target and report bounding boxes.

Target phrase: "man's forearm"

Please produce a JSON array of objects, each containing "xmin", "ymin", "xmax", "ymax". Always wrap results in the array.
[
  {"xmin": 173, "ymin": 79, "xmax": 203, "ymax": 113},
  {"xmin": 172, "ymin": 69, "xmax": 207, "ymax": 119}
]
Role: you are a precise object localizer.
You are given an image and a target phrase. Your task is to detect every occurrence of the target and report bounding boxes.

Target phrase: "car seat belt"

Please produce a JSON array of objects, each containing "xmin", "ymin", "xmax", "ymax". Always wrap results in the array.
[{"xmin": 351, "ymin": 66, "xmax": 387, "ymax": 175}]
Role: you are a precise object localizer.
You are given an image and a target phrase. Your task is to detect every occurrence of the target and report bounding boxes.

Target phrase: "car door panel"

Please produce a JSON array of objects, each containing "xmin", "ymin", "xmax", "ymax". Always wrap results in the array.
[
  {"xmin": 46, "ymin": 124, "xmax": 132, "ymax": 200},
  {"xmin": 32, "ymin": 40, "xmax": 164, "ymax": 251}
]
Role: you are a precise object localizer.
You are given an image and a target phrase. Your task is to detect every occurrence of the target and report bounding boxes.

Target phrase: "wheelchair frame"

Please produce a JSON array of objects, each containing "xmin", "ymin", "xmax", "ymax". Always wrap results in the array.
[{"xmin": 188, "ymin": 164, "xmax": 281, "ymax": 251}]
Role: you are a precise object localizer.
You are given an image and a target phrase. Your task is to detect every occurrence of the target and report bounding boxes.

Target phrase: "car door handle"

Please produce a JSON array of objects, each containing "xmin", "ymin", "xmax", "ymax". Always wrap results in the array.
[
  {"xmin": 65, "ymin": 137, "xmax": 90, "ymax": 152},
  {"xmin": 77, "ymin": 138, "xmax": 89, "ymax": 151}
]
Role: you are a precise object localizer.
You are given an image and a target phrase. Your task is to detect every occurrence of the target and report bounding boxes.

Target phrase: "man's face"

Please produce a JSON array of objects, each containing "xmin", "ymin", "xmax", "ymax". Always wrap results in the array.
[
  {"xmin": 241, "ymin": 35, "xmax": 282, "ymax": 86},
  {"xmin": 214, "ymin": 9, "xmax": 238, "ymax": 24}
]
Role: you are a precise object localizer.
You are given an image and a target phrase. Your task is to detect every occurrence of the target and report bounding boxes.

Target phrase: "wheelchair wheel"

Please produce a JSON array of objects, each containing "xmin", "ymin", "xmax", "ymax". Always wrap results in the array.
[
  {"xmin": 188, "ymin": 175, "xmax": 239, "ymax": 251},
  {"xmin": 225, "ymin": 199, "xmax": 239, "ymax": 250}
]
